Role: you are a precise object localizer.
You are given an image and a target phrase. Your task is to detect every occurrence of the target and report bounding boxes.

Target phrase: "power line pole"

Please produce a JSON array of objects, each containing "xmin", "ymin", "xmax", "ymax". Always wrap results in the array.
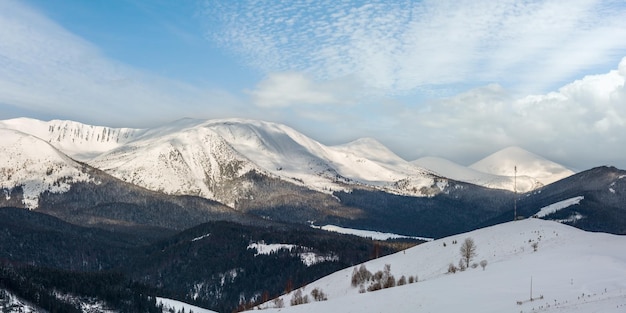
[{"xmin": 514, "ymin": 165, "xmax": 517, "ymax": 221}]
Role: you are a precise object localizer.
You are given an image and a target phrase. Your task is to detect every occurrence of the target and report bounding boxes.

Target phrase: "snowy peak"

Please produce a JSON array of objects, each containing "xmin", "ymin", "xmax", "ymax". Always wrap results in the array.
[
  {"xmin": 90, "ymin": 122, "xmax": 255, "ymax": 206},
  {"xmin": 0, "ymin": 129, "xmax": 91, "ymax": 209},
  {"xmin": 0, "ymin": 117, "xmax": 143, "ymax": 161},
  {"xmin": 199, "ymin": 119, "xmax": 437, "ymax": 194},
  {"xmin": 333, "ymin": 137, "xmax": 408, "ymax": 166},
  {"xmin": 412, "ymin": 156, "xmax": 542, "ymax": 192},
  {"xmin": 469, "ymin": 146, "xmax": 574, "ymax": 186}
]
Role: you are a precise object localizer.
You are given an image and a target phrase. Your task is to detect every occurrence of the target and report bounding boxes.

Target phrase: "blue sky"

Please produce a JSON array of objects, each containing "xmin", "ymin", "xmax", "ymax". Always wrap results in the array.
[{"xmin": 1, "ymin": 0, "xmax": 626, "ymax": 170}]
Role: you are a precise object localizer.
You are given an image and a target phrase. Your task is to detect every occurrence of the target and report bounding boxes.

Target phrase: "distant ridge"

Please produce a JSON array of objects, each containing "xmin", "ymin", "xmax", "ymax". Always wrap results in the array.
[
  {"xmin": 470, "ymin": 146, "xmax": 575, "ymax": 185},
  {"xmin": 412, "ymin": 146, "xmax": 574, "ymax": 192}
]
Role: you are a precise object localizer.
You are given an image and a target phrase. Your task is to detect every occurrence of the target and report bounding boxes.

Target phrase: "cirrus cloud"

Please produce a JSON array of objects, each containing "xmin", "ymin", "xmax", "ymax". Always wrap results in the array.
[{"xmin": 203, "ymin": 0, "xmax": 626, "ymax": 96}]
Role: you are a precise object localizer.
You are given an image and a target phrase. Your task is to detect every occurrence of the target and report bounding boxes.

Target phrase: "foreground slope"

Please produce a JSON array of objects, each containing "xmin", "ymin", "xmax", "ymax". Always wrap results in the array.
[{"xmin": 256, "ymin": 219, "xmax": 626, "ymax": 313}]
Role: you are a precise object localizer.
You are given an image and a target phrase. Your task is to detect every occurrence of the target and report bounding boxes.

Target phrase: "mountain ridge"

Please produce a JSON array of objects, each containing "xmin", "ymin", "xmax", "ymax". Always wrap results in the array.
[{"xmin": 0, "ymin": 117, "xmax": 575, "ymax": 202}]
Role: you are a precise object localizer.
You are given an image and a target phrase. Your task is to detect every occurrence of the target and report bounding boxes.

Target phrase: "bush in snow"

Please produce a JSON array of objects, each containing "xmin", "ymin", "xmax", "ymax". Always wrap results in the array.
[
  {"xmin": 531, "ymin": 242, "xmax": 539, "ymax": 252},
  {"xmin": 381, "ymin": 264, "xmax": 396, "ymax": 289},
  {"xmin": 351, "ymin": 264, "xmax": 372, "ymax": 287},
  {"xmin": 310, "ymin": 288, "xmax": 327, "ymax": 301},
  {"xmin": 273, "ymin": 297, "xmax": 284, "ymax": 308},
  {"xmin": 448, "ymin": 262, "xmax": 457, "ymax": 274},
  {"xmin": 480, "ymin": 259, "xmax": 488, "ymax": 270},
  {"xmin": 351, "ymin": 263, "xmax": 398, "ymax": 292},
  {"xmin": 290, "ymin": 289, "xmax": 309, "ymax": 306},
  {"xmin": 458, "ymin": 258, "xmax": 466, "ymax": 272},
  {"xmin": 397, "ymin": 275, "xmax": 407, "ymax": 286}
]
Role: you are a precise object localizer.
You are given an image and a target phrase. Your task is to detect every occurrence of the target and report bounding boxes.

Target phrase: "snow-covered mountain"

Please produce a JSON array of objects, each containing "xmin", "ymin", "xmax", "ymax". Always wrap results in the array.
[
  {"xmin": 0, "ymin": 117, "xmax": 142, "ymax": 160},
  {"xmin": 412, "ymin": 156, "xmax": 541, "ymax": 192},
  {"xmin": 413, "ymin": 147, "xmax": 574, "ymax": 192},
  {"xmin": 255, "ymin": 218, "xmax": 626, "ymax": 313},
  {"xmin": 211, "ymin": 120, "xmax": 435, "ymax": 192},
  {"xmin": 87, "ymin": 118, "xmax": 439, "ymax": 206},
  {"xmin": 88, "ymin": 119, "xmax": 256, "ymax": 206},
  {"xmin": 0, "ymin": 118, "xmax": 576, "ymax": 209},
  {"xmin": 0, "ymin": 128, "xmax": 92, "ymax": 209},
  {"xmin": 470, "ymin": 146, "xmax": 575, "ymax": 186}
]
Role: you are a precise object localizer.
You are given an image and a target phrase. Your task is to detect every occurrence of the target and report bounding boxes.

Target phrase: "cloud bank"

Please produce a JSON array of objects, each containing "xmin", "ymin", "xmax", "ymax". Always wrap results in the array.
[{"xmin": 378, "ymin": 57, "xmax": 626, "ymax": 170}]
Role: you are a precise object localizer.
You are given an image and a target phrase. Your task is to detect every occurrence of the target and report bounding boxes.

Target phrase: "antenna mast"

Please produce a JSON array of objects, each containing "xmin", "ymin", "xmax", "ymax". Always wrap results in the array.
[{"xmin": 514, "ymin": 165, "xmax": 517, "ymax": 221}]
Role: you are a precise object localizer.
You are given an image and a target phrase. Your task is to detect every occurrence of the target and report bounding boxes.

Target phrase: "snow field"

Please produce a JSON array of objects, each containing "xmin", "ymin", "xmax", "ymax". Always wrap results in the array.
[{"xmin": 255, "ymin": 219, "xmax": 626, "ymax": 313}]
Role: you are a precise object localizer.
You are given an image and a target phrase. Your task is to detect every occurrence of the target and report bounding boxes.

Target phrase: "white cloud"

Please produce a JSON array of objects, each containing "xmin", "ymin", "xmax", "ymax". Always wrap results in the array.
[
  {"xmin": 392, "ymin": 57, "xmax": 626, "ymax": 169},
  {"xmin": 248, "ymin": 72, "xmax": 359, "ymax": 107},
  {"xmin": 203, "ymin": 0, "xmax": 626, "ymax": 96}
]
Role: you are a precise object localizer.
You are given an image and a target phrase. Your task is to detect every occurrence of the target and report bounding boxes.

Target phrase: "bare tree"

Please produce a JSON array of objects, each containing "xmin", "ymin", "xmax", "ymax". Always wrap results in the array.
[{"xmin": 459, "ymin": 238, "xmax": 477, "ymax": 268}]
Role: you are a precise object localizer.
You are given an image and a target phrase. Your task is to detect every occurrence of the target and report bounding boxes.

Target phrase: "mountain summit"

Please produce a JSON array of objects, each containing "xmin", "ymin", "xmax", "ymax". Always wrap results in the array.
[{"xmin": 469, "ymin": 146, "xmax": 575, "ymax": 186}]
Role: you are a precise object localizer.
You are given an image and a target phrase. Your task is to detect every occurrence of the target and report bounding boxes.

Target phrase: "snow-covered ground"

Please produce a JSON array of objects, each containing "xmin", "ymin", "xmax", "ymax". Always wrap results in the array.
[
  {"xmin": 247, "ymin": 242, "xmax": 339, "ymax": 267},
  {"xmin": 254, "ymin": 219, "xmax": 626, "ymax": 313},
  {"xmin": 311, "ymin": 224, "xmax": 433, "ymax": 241},
  {"xmin": 535, "ymin": 196, "xmax": 584, "ymax": 218},
  {"xmin": 0, "ymin": 288, "xmax": 41, "ymax": 312},
  {"xmin": 156, "ymin": 297, "xmax": 217, "ymax": 313}
]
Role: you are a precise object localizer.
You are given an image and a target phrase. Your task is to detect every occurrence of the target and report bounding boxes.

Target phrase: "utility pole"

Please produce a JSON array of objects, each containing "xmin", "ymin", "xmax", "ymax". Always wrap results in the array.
[
  {"xmin": 530, "ymin": 275, "xmax": 533, "ymax": 301},
  {"xmin": 514, "ymin": 165, "xmax": 517, "ymax": 221}
]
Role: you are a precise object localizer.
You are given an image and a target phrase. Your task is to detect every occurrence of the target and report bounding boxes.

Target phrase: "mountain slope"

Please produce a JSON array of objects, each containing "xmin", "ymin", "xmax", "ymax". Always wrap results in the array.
[
  {"xmin": 470, "ymin": 146, "xmax": 575, "ymax": 186},
  {"xmin": 256, "ymin": 219, "xmax": 626, "ymax": 313},
  {"xmin": 203, "ymin": 119, "xmax": 436, "ymax": 195},
  {"xmin": 506, "ymin": 166, "xmax": 626, "ymax": 234},
  {"xmin": 89, "ymin": 119, "xmax": 255, "ymax": 207},
  {"xmin": 0, "ymin": 128, "xmax": 92, "ymax": 208}
]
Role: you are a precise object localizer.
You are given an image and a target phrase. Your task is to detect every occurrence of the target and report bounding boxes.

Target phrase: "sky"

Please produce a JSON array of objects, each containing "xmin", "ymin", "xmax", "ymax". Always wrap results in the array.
[{"xmin": 1, "ymin": 0, "xmax": 625, "ymax": 170}]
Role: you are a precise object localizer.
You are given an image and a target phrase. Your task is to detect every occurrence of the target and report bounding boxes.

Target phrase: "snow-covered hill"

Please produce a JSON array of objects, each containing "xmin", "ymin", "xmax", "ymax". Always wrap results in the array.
[
  {"xmin": 255, "ymin": 219, "xmax": 626, "ymax": 313},
  {"xmin": 413, "ymin": 147, "xmax": 575, "ymax": 192},
  {"xmin": 470, "ymin": 146, "xmax": 575, "ymax": 186},
  {"xmin": 0, "ymin": 129, "xmax": 92, "ymax": 209}
]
